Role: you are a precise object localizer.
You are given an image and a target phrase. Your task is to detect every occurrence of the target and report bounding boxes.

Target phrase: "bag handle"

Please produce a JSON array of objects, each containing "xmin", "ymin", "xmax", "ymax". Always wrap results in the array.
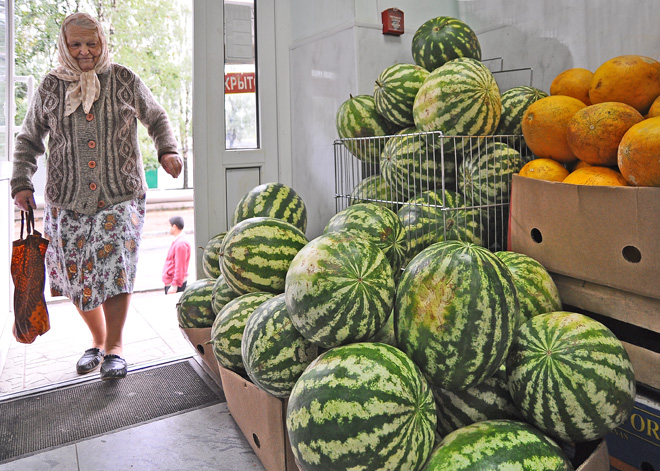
[{"xmin": 20, "ymin": 207, "xmax": 35, "ymax": 239}]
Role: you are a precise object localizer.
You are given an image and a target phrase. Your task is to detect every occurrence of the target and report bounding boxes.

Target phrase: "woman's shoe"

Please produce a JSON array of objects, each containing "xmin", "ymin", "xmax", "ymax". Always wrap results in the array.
[
  {"xmin": 76, "ymin": 348, "xmax": 104, "ymax": 374},
  {"xmin": 100, "ymin": 354, "xmax": 127, "ymax": 380}
]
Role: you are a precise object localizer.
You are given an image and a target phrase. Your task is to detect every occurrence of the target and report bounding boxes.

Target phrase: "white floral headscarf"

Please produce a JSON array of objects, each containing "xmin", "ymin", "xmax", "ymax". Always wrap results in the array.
[{"xmin": 50, "ymin": 12, "xmax": 111, "ymax": 116}]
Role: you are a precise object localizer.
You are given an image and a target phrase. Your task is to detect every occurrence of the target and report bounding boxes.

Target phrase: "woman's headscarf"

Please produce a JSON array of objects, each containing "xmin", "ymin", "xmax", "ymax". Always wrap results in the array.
[{"xmin": 50, "ymin": 12, "xmax": 111, "ymax": 116}]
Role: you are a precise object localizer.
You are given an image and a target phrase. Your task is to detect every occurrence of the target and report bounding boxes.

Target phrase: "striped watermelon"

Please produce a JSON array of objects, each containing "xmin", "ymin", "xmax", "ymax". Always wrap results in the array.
[
  {"xmin": 380, "ymin": 127, "xmax": 456, "ymax": 200},
  {"xmin": 422, "ymin": 419, "xmax": 573, "ymax": 471},
  {"xmin": 396, "ymin": 240, "xmax": 518, "ymax": 390},
  {"xmin": 210, "ymin": 291, "xmax": 275, "ymax": 374},
  {"xmin": 202, "ymin": 232, "xmax": 226, "ymax": 279},
  {"xmin": 432, "ymin": 366, "xmax": 521, "ymax": 437},
  {"xmin": 231, "ymin": 182, "xmax": 307, "ymax": 233},
  {"xmin": 285, "ymin": 232, "xmax": 395, "ymax": 348},
  {"xmin": 413, "ymin": 58, "xmax": 501, "ymax": 156},
  {"xmin": 211, "ymin": 274, "xmax": 240, "ymax": 315},
  {"xmin": 176, "ymin": 278, "xmax": 216, "ymax": 328},
  {"xmin": 397, "ymin": 190, "xmax": 486, "ymax": 262},
  {"xmin": 412, "ymin": 16, "xmax": 482, "ymax": 72},
  {"xmin": 494, "ymin": 251, "xmax": 562, "ymax": 325},
  {"xmin": 496, "ymin": 85, "xmax": 549, "ymax": 136},
  {"xmin": 324, "ymin": 202, "xmax": 407, "ymax": 273},
  {"xmin": 348, "ymin": 175, "xmax": 400, "ymax": 212},
  {"xmin": 241, "ymin": 294, "xmax": 319, "ymax": 398},
  {"xmin": 286, "ymin": 342, "xmax": 437, "ymax": 471},
  {"xmin": 336, "ymin": 94, "xmax": 395, "ymax": 163},
  {"xmin": 457, "ymin": 141, "xmax": 523, "ymax": 209},
  {"xmin": 506, "ymin": 311, "xmax": 636, "ymax": 443},
  {"xmin": 368, "ymin": 311, "xmax": 397, "ymax": 347},
  {"xmin": 374, "ymin": 63, "xmax": 430, "ymax": 127},
  {"xmin": 220, "ymin": 216, "xmax": 308, "ymax": 295}
]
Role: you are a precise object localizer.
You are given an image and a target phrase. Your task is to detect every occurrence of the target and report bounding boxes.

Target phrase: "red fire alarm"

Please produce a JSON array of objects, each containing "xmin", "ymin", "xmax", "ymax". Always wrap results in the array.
[{"xmin": 382, "ymin": 8, "xmax": 404, "ymax": 36}]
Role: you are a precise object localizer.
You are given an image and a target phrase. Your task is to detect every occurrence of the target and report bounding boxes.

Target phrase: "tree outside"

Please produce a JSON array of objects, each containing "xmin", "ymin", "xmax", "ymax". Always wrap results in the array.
[{"xmin": 14, "ymin": 0, "xmax": 193, "ymax": 188}]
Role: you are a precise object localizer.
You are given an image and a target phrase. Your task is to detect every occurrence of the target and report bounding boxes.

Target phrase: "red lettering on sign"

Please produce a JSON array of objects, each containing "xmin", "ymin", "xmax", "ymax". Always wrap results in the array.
[{"xmin": 225, "ymin": 72, "xmax": 256, "ymax": 94}]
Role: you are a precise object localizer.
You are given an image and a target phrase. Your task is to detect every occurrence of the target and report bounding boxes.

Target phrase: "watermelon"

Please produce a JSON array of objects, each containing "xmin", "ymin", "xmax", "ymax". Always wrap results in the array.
[
  {"xmin": 422, "ymin": 419, "xmax": 573, "ymax": 471},
  {"xmin": 457, "ymin": 141, "xmax": 523, "ymax": 209},
  {"xmin": 201, "ymin": 232, "xmax": 226, "ymax": 279},
  {"xmin": 241, "ymin": 294, "xmax": 319, "ymax": 398},
  {"xmin": 380, "ymin": 127, "xmax": 457, "ymax": 200},
  {"xmin": 374, "ymin": 63, "xmax": 430, "ymax": 127},
  {"xmin": 210, "ymin": 291, "xmax": 275, "ymax": 374},
  {"xmin": 432, "ymin": 366, "xmax": 521, "ymax": 437},
  {"xmin": 231, "ymin": 182, "xmax": 307, "ymax": 233},
  {"xmin": 413, "ymin": 57, "xmax": 501, "ymax": 156},
  {"xmin": 494, "ymin": 251, "xmax": 562, "ymax": 325},
  {"xmin": 348, "ymin": 174, "xmax": 400, "ymax": 213},
  {"xmin": 411, "ymin": 16, "xmax": 482, "ymax": 72},
  {"xmin": 176, "ymin": 278, "xmax": 216, "ymax": 328},
  {"xmin": 220, "ymin": 216, "xmax": 308, "ymax": 295},
  {"xmin": 324, "ymin": 202, "xmax": 407, "ymax": 273},
  {"xmin": 367, "ymin": 311, "xmax": 397, "ymax": 347},
  {"xmin": 397, "ymin": 190, "xmax": 486, "ymax": 262},
  {"xmin": 336, "ymin": 94, "xmax": 395, "ymax": 163},
  {"xmin": 506, "ymin": 311, "xmax": 636, "ymax": 443},
  {"xmin": 286, "ymin": 342, "xmax": 437, "ymax": 471},
  {"xmin": 496, "ymin": 85, "xmax": 549, "ymax": 136},
  {"xmin": 285, "ymin": 231, "xmax": 395, "ymax": 348},
  {"xmin": 211, "ymin": 274, "xmax": 240, "ymax": 315},
  {"xmin": 396, "ymin": 240, "xmax": 518, "ymax": 390}
]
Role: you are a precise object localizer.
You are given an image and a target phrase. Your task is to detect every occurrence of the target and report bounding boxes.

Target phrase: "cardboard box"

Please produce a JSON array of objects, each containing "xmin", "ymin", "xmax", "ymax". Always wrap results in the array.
[
  {"xmin": 576, "ymin": 439, "xmax": 610, "ymax": 471},
  {"xmin": 180, "ymin": 327, "xmax": 221, "ymax": 383},
  {"xmin": 606, "ymin": 393, "xmax": 660, "ymax": 471},
  {"xmin": 219, "ymin": 364, "xmax": 298, "ymax": 471},
  {"xmin": 550, "ymin": 274, "xmax": 660, "ymax": 391},
  {"xmin": 510, "ymin": 175, "xmax": 660, "ymax": 300}
]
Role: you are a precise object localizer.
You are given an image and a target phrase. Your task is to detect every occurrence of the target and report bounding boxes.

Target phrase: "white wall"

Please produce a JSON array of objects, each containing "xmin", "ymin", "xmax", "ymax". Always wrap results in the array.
[{"xmin": 289, "ymin": 0, "xmax": 458, "ymax": 237}]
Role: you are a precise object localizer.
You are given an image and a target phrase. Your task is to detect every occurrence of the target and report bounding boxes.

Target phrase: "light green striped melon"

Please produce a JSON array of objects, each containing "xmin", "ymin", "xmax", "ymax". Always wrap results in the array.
[
  {"xmin": 348, "ymin": 175, "xmax": 400, "ymax": 213},
  {"xmin": 231, "ymin": 182, "xmax": 307, "ymax": 233},
  {"xmin": 411, "ymin": 16, "xmax": 482, "ymax": 72},
  {"xmin": 336, "ymin": 94, "xmax": 395, "ymax": 163},
  {"xmin": 324, "ymin": 202, "xmax": 407, "ymax": 273},
  {"xmin": 367, "ymin": 311, "xmax": 396, "ymax": 347},
  {"xmin": 494, "ymin": 251, "xmax": 562, "ymax": 325},
  {"xmin": 285, "ymin": 232, "xmax": 395, "ymax": 348},
  {"xmin": 506, "ymin": 311, "xmax": 636, "ymax": 443},
  {"xmin": 396, "ymin": 240, "xmax": 518, "ymax": 390},
  {"xmin": 241, "ymin": 294, "xmax": 319, "ymax": 398},
  {"xmin": 202, "ymin": 233, "xmax": 226, "ymax": 279},
  {"xmin": 457, "ymin": 141, "xmax": 523, "ymax": 209},
  {"xmin": 432, "ymin": 366, "xmax": 521, "ymax": 437},
  {"xmin": 422, "ymin": 419, "xmax": 573, "ymax": 471},
  {"xmin": 211, "ymin": 274, "xmax": 240, "ymax": 315},
  {"xmin": 397, "ymin": 190, "xmax": 486, "ymax": 262},
  {"xmin": 210, "ymin": 291, "xmax": 275, "ymax": 374},
  {"xmin": 380, "ymin": 127, "xmax": 457, "ymax": 200},
  {"xmin": 496, "ymin": 85, "xmax": 549, "ymax": 136},
  {"xmin": 374, "ymin": 63, "xmax": 430, "ymax": 127},
  {"xmin": 220, "ymin": 216, "xmax": 308, "ymax": 295},
  {"xmin": 287, "ymin": 342, "xmax": 437, "ymax": 471},
  {"xmin": 413, "ymin": 57, "xmax": 501, "ymax": 156},
  {"xmin": 176, "ymin": 278, "xmax": 216, "ymax": 328}
]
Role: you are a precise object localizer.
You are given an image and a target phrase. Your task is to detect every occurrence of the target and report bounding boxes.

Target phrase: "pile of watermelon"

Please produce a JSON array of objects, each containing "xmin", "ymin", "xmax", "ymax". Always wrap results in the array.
[{"xmin": 175, "ymin": 16, "xmax": 637, "ymax": 471}]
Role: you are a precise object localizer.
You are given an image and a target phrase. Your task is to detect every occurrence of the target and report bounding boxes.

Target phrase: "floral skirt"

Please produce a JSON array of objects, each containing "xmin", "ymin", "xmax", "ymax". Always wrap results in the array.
[{"xmin": 44, "ymin": 196, "xmax": 146, "ymax": 311}]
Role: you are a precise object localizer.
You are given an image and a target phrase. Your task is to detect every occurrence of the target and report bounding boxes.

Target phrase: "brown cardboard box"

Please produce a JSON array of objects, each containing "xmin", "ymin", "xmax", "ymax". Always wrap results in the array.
[
  {"xmin": 550, "ymin": 274, "xmax": 660, "ymax": 391},
  {"xmin": 219, "ymin": 364, "xmax": 298, "ymax": 471},
  {"xmin": 576, "ymin": 439, "xmax": 610, "ymax": 471},
  {"xmin": 510, "ymin": 175, "xmax": 660, "ymax": 300},
  {"xmin": 180, "ymin": 327, "xmax": 221, "ymax": 383}
]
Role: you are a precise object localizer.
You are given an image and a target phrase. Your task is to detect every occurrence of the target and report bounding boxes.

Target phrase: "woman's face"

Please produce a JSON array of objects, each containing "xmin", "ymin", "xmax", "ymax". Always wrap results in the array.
[{"xmin": 65, "ymin": 24, "xmax": 102, "ymax": 72}]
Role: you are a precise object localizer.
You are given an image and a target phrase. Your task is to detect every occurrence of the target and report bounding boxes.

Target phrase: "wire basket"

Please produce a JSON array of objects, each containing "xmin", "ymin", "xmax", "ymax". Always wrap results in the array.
[{"xmin": 334, "ymin": 130, "xmax": 534, "ymax": 258}]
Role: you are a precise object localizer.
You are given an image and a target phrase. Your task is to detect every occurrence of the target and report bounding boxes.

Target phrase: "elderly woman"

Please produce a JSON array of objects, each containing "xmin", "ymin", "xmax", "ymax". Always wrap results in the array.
[{"xmin": 10, "ymin": 12, "xmax": 182, "ymax": 380}]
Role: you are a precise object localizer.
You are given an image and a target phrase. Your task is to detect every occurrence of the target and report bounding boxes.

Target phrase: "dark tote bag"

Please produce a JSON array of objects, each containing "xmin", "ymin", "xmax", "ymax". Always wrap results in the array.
[{"xmin": 11, "ymin": 207, "xmax": 50, "ymax": 344}]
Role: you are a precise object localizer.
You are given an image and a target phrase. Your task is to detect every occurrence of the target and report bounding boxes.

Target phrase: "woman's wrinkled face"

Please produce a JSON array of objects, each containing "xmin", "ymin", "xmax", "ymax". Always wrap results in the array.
[{"xmin": 66, "ymin": 24, "xmax": 102, "ymax": 72}]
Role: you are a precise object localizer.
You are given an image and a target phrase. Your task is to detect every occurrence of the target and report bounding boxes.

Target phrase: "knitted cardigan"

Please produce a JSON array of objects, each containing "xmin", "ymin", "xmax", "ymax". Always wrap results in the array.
[{"xmin": 10, "ymin": 63, "xmax": 179, "ymax": 215}]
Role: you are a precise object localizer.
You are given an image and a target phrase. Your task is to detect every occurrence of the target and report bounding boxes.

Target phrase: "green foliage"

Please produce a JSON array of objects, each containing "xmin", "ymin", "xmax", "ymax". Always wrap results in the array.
[{"xmin": 14, "ymin": 0, "xmax": 192, "ymax": 187}]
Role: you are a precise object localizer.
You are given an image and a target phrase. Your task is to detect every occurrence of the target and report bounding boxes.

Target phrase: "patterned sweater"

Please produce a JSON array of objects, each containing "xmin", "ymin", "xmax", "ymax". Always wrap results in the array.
[{"xmin": 11, "ymin": 64, "xmax": 179, "ymax": 215}]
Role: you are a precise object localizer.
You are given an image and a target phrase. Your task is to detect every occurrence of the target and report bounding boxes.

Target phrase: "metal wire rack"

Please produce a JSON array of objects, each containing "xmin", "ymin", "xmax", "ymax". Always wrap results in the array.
[{"xmin": 334, "ymin": 130, "xmax": 533, "ymax": 256}]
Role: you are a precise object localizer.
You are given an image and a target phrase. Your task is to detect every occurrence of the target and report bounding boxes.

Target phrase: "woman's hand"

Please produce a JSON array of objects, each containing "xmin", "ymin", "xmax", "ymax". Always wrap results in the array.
[
  {"xmin": 160, "ymin": 153, "xmax": 183, "ymax": 178},
  {"xmin": 14, "ymin": 190, "xmax": 36, "ymax": 212}
]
